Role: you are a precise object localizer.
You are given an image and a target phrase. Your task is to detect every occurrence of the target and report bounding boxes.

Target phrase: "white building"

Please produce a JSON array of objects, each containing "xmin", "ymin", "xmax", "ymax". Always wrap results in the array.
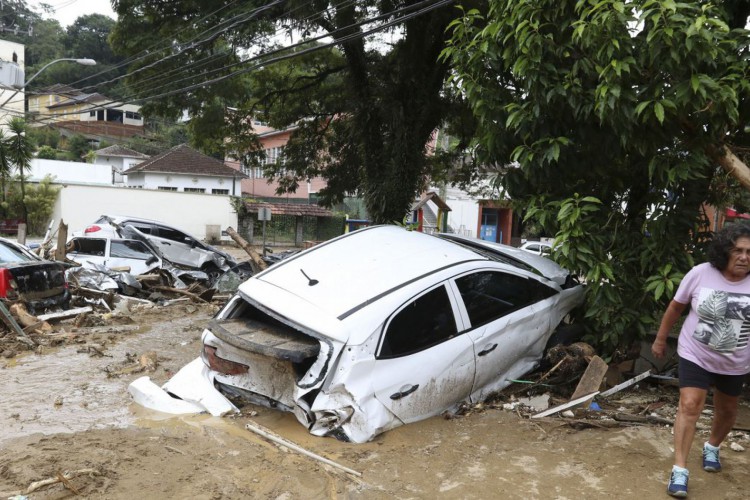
[
  {"xmin": 0, "ymin": 39, "xmax": 25, "ymax": 129},
  {"xmin": 124, "ymin": 143, "xmax": 247, "ymax": 195},
  {"xmin": 93, "ymin": 145, "xmax": 150, "ymax": 184}
]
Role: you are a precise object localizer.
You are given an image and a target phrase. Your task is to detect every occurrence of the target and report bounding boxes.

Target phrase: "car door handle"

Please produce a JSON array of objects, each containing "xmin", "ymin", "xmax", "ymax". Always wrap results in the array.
[
  {"xmin": 478, "ymin": 343, "xmax": 498, "ymax": 356},
  {"xmin": 390, "ymin": 384, "xmax": 419, "ymax": 400},
  {"xmin": 161, "ymin": 241, "xmax": 171, "ymax": 245}
]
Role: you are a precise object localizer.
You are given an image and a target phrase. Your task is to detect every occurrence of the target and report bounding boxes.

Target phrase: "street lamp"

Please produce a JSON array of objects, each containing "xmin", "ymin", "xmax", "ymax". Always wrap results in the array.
[{"xmin": 0, "ymin": 58, "xmax": 97, "ymax": 109}]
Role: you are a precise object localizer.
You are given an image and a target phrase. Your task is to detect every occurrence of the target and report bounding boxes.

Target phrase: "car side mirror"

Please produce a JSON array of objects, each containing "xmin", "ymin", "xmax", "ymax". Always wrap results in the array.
[{"xmin": 145, "ymin": 256, "xmax": 158, "ymax": 266}]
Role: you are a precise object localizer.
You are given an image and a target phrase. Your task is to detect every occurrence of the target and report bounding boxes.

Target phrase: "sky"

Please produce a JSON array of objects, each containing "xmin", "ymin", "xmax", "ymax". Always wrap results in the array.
[{"xmin": 27, "ymin": 0, "xmax": 116, "ymax": 27}]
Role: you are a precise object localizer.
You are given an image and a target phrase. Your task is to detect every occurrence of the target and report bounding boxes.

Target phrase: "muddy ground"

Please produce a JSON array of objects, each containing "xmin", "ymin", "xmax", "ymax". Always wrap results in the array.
[{"xmin": 2, "ymin": 249, "xmax": 750, "ymax": 499}]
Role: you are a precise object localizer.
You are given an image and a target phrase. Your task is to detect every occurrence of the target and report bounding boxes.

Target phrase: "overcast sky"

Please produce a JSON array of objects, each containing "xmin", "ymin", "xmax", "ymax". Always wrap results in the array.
[{"xmin": 28, "ymin": 0, "xmax": 116, "ymax": 27}]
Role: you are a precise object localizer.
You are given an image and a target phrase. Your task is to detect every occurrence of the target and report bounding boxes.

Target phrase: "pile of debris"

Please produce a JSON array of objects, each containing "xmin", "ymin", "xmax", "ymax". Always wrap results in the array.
[
  {"xmin": 0, "ymin": 223, "xmax": 298, "ymax": 359},
  {"xmin": 451, "ymin": 342, "xmax": 750, "ymax": 450}
]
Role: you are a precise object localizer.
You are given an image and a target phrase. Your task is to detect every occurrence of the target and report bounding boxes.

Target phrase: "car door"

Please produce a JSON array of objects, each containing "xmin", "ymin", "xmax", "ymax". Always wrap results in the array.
[
  {"xmin": 372, "ymin": 283, "xmax": 475, "ymax": 423},
  {"xmin": 151, "ymin": 224, "xmax": 209, "ymax": 268},
  {"xmin": 451, "ymin": 269, "xmax": 558, "ymax": 401},
  {"xmin": 66, "ymin": 237, "xmax": 109, "ymax": 268},
  {"xmin": 107, "ymin": 239, "xmax": 161, "ymax": 275}
]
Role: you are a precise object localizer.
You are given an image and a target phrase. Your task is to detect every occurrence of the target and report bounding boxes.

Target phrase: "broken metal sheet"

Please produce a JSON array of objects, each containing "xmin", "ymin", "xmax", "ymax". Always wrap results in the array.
[
  {"xmin": 129, "ymin": 358, "xmax": 237, "ymax": 417},
  {"xmin": 214, "ymin": 262, "xmax": 255, "ymax": 293},
  {"xmin": 128, "ymin": 377, "xmax": 207, "ymax": 415},
  {"xmin": 66, "ymin": 265, "xmax": 119, "ymax": 291}
]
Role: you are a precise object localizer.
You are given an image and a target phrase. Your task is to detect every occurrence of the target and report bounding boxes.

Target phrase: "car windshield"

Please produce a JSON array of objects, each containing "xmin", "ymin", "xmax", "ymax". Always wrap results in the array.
[{"xmin": 0, "ymin": 241, "xmax": 36, "ymax": 263}]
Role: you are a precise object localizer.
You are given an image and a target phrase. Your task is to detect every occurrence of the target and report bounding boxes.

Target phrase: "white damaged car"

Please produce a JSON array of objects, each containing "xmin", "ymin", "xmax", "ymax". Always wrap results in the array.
[{"xmin": 131, "ymin": 225, "xmax": 585, "ymax": 442}]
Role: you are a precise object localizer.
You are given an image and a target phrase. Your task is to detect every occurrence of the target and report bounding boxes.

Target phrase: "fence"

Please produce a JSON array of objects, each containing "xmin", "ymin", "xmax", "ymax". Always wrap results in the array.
[{"xmin": 240, "ymin": 213, "xmax": 346, "ymax": 248}]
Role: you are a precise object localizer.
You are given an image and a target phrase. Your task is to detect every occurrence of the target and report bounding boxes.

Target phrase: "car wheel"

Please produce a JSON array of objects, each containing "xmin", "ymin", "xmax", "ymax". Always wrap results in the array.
[{"xmin": 545, "ymin": 323, "xmax": 585, "ymax": 351}]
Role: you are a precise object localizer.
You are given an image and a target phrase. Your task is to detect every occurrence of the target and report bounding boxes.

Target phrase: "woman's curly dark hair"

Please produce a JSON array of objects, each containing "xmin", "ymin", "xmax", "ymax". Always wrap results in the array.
[{"xmin": 708, "ymin": 222, "xmax": 750, "ymax": 271}]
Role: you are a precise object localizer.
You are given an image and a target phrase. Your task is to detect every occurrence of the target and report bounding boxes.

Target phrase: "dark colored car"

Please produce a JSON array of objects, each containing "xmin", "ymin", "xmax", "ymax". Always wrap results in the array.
[{"xmin": 0, "ymin": 238, "xmax": 70, "ymax": 314}]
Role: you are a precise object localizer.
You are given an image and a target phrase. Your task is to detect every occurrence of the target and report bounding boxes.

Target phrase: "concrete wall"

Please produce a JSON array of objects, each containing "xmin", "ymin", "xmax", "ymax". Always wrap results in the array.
[
  {"xmin": 49, "ymin": 184, "xmax": 238, "ymax": 241},
  {"xmin": 30, "ymin": 158, "xmax": 114, "ymax": 185}
]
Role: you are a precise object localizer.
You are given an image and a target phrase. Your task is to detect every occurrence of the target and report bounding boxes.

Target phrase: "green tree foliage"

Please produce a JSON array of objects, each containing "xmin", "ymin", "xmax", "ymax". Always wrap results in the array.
[
  {"xmin": 444, "ymin": 1, "xmax": 750, "ymax": 350},
  {"xmin": 27, "ymin": 126, "xmax": 60, "ymax": 149},
  {"xmin": 6, "ymin": 117, "xmax": 35, "ymax": 223},
  {"xmin": 24, "ymin": 19, "xmax": 65, "ymax": 68},
  {"xmin": 64, "ymin": 134, "xmax": 93, "ymax": 162},
  {"xmin": 36, "ymin": 145, "xmax": 56, "ymax": 159},
  {"xmin": 6, "ymin": 174, "xmax": 60, "ymax": 234},
  {"xmin": 110, "ymin": 0, "xmax": 480, "ymax": 223},
  {"xmin": 21, "ymin": 13, "xmax": 127, "ymax": 98},
  {"xmin": 0, "ymin": 0, "xmax": 38, "ymax": 45}
]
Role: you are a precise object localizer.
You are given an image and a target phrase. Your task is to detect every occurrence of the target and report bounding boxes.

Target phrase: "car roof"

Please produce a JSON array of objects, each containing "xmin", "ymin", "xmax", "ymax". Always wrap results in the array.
[
  {"xmin": 96, "ymin": 215, "xmax": 168, "ymax": 226},
  {"xmin": 245, "ymin": 225, "xmax": 489, "ymax": 321},
  {"xmin": 437, "ymin": 233, "xmax": 569, "ymax": 286}
]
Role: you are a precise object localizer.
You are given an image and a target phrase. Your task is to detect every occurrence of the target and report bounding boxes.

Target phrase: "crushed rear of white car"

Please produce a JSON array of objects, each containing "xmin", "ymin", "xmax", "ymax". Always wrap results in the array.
[{"xmin": 132, "ymin": 225, "xmax": 585, "ymax": 442}]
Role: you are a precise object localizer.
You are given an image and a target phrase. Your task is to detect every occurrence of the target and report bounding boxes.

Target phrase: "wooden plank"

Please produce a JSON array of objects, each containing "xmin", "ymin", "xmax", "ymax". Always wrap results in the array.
[
  {"xmin": 532, "ymin": 391, "xmax": 600, "ymax": 419},
  {"xmin": 598, "ymin": 370, "xmax": 652, "ymax": 398},
  {"xmin": 37, "ymin": 306, "xmax": 93, "ymax": 322},
  {"xmin": 569, "ymin": 355, "xmax": 608, "ymax": 409}
]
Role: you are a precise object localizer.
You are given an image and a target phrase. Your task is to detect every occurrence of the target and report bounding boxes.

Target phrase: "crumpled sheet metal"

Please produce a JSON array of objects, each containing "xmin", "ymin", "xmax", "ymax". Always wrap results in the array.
[{"xmin": 66, "ymin": 265, "xmax": 119, "ymax": 291}]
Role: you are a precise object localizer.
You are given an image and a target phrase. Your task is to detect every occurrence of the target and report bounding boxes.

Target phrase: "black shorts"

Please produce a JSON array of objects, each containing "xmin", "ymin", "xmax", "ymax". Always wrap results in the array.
[{"xmin": 678, "ymin": 356, "xmax": 746, "ymax": 397}]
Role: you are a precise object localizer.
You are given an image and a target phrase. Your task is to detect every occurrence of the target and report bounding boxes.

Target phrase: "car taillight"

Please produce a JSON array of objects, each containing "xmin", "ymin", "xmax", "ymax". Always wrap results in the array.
[
  {"xmin": 0, "ymin": 268, "xmax": 18, "ymax": 299},
  {"xmin": 201, "ymin": 345, "xmax": 248, "ymax": 375},
  {"xmin": 83, "ymin": 225, "xmax": 102, "ymax": 234}
]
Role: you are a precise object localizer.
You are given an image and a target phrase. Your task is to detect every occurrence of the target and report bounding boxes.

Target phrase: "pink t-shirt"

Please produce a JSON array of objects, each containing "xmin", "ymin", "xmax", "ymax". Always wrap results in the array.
[{"xmin": 675, "ymin": 262, "xmax": 750, "ymax": 374}]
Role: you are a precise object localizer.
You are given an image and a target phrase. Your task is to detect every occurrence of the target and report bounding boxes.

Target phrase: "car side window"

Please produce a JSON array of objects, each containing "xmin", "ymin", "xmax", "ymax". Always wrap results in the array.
[
  {"xmin": 378, "ymin": 285, "xmax": 458, "ymax": 359},
  {"xmin": 69, "ymin": 238, "xmax": 106, "ymax": 256},
  {"xmin": 155, "ymin": 225, "xmax": 191, "ymax": 244},
  {"xmin": 455, "ymin": 271, "xmax": 557, "ymax": 328},
  {"xmin": 126, "ymin": 222, "xmax": 153, "ymax": 235},
  {"xmin": 110, "ymin": 240, "xmax": 155, "ymax": 260}
]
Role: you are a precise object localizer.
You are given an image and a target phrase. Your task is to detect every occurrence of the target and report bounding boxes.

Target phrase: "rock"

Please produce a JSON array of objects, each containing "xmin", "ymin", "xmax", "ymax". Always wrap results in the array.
[{"xmin": 730, "ymin": 442, "xmax": 745, "ymax": 452}]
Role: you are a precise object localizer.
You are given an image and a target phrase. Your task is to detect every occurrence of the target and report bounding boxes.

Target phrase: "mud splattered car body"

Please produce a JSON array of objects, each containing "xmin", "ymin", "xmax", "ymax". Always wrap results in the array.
[
  {"xmin": 200, "ymin": 225, "xmax": 584, "ymax": 442},
  {"xmin": 0, "ymin": 238, "xmax": 70, "ymax": 314}
]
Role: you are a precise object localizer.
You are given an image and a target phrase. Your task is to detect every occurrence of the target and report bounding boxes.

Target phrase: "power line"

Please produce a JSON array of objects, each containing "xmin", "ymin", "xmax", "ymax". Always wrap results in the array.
[{"xmin": 11, "ymin": 0, "xmax": 455, "ymax": 133}]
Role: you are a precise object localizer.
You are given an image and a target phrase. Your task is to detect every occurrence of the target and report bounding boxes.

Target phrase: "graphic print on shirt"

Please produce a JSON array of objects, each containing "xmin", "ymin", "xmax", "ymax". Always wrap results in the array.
[{"xmin": 694, "ymin": 288, "xmax": 750, "ymax": 353}]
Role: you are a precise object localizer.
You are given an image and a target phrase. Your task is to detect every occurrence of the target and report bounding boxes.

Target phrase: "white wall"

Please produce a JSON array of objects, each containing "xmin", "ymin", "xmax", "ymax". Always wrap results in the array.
[
  {"xmin": 130, "ymin": 172, "xmax": 241, "ymax": 195},
  {"xmin": 30, "ymin": 158, "xmax": 114, "ymax": 185},
  {"xmin": 49, "ymin": 184, "xmax": 238, "ymax": 241}
]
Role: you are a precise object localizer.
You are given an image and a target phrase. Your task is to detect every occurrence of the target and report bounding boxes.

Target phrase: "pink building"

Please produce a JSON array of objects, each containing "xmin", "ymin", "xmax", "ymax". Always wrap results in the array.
[{"xmin": 225, "ymin": 123, "xmax": 327, "ymax": 201}]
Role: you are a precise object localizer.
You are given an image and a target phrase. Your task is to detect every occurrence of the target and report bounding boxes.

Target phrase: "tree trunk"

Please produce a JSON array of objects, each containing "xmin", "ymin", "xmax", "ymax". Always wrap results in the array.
[{"xmin": 712, "ymin": 145, "xmax": 750, "ymax": 191}]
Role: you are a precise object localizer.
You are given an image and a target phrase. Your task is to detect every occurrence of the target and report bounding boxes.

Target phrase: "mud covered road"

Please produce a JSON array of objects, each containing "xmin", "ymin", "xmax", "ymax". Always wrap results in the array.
[{"xmin": 2, "ymin": 301, "xmax": 750, "ymax": 499}]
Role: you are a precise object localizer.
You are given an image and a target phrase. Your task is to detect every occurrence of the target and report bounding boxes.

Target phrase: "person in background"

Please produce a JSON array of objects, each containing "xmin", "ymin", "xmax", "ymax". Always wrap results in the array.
[{"xmin": 652, "ymin": 222, "xmax": 750, "ymax": 498}]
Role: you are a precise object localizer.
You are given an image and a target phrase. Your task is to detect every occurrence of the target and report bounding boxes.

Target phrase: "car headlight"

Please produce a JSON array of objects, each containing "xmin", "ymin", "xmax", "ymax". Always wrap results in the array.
[{"xmin": 314, "ymin": 407, "xmax": 354, "ymax": 429}]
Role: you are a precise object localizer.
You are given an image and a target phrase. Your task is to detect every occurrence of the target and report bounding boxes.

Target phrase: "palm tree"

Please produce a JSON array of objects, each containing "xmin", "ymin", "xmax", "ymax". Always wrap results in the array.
[
  {"xmin": 0, "ymin": 128, "xmax": 11, "ymax": 218},
  {"xmin": 6, "ymin": 118, "xmax": 35, "ymax": 223}
]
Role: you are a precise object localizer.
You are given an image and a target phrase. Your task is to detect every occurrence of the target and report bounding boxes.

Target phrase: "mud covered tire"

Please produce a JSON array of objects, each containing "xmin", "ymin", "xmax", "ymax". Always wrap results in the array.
[{"xmin": 545, "ymin": 324, "xmax": 585, "ymax": 351}]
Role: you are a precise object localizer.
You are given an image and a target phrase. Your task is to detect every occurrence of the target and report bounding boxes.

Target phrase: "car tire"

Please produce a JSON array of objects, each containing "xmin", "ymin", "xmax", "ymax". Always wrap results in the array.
[{"xmin": 545, "ymin": 323, "xmax": 585, "ymax": 351}]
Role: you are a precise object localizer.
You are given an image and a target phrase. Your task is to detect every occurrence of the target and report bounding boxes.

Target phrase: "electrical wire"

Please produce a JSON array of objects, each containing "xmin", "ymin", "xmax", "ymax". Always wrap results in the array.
[{"xmin": 9, "ymin": 0, "xmax": 455, "ymax": 131}]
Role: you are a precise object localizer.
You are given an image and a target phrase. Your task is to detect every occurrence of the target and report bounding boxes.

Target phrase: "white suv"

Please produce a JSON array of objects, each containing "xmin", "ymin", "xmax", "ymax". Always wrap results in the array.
[{"xmin": 76, "ymin": 215, "xmax": 234, "ymax": 270}]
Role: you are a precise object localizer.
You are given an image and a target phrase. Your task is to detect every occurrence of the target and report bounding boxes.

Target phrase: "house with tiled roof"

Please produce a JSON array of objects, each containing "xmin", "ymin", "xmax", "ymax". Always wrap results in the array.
[
  {"xmin": 93, "ymin": 145, "xmax": 150, "ymax": 185},
  {"xmin": 124, "ymin": 143, "xmax": 247, "ymax": 195}
]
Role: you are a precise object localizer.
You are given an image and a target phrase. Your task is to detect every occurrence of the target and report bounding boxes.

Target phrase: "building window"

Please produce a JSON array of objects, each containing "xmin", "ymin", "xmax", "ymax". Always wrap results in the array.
[
  {"xmin": 125, "ymin": 111, "xmax": 142, "ymax": 120},
  {"xmin": 89, "ymin": 111, "xmax": 95, "ymax": 117},
  {"xmin": 253, "ymin": 166, "xmax": 263, "ymax": 178},
  {"xmin": 158, "ymin": 186, "xmax": 177, "ymax": 191},
  {"xmin": 264, "ymin": 146, "xmax": 284, "ymax": 165},
  {"xmin": 184, "ymin": 187, "xmax": 205, "ymax": 193},
  {"xmin": 212, "ymin": 189, "xmax": 229, "ymax": 195},
  {"xmin": 240, "ymin": 160, "xmax": 252, "ymax": 177}
]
